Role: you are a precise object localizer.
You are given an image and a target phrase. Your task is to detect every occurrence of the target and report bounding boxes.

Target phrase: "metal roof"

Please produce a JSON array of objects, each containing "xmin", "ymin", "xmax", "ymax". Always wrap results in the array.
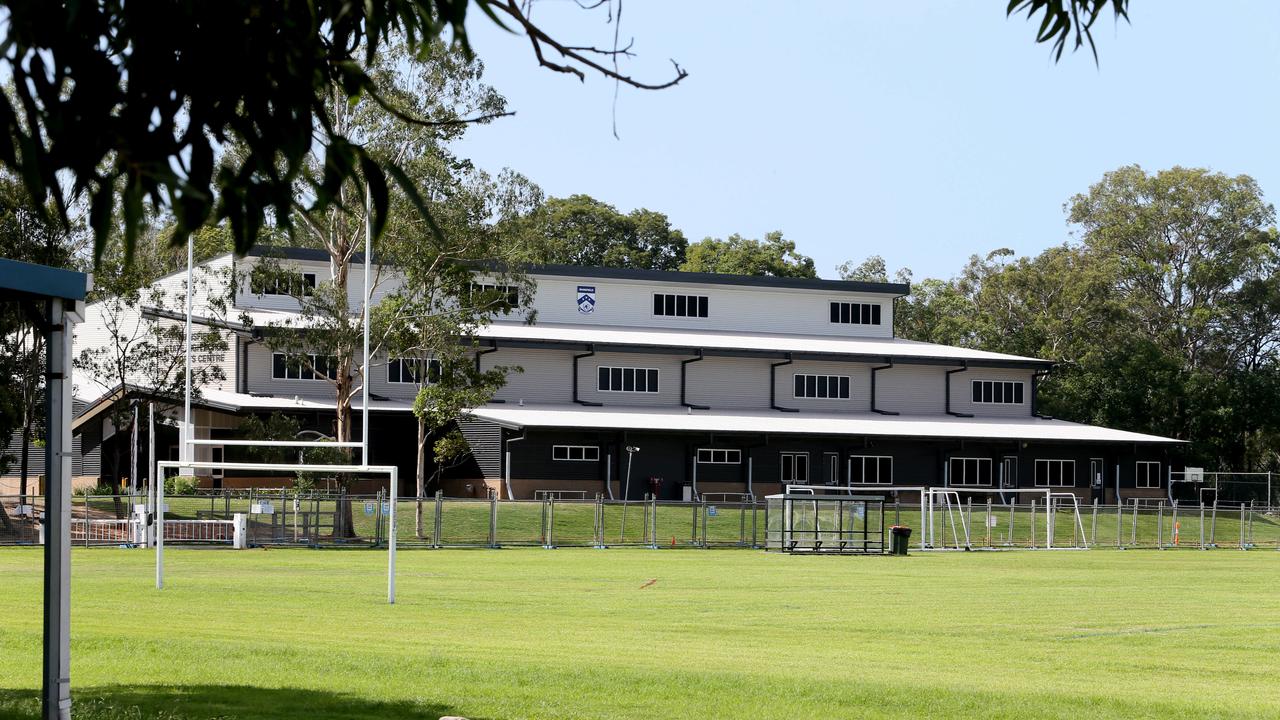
[
  {"xmin": 509, "ymin": 263, "xmax": 910, "ymax": 296},
  {"xmin": 466, "ymin": 403, "xmax": 1181, "ymax": 444},
  {"xmin": 0, "ymin": 258, "xmax": 90, "ymax": 302},
  {"xmin": 474, "ymin": 322, "xmax": 1053, "ymax": 367}
]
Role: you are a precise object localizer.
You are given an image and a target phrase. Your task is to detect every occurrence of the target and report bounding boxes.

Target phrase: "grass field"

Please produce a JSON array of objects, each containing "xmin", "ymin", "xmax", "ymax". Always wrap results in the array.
[{"xmin": 3, "ymin": 547, "xmax": 1280, "ymax": 719}]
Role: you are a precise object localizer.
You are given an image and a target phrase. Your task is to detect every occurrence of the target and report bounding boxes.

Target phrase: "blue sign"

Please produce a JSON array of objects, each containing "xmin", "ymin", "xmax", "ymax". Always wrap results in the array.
[
  {"xmin": 363, "ymin": 502, "xmax": 375, "ymax": 516},
  {"xmin": 577, "ymin": 285, "xmax": 596, "ymax": 314},
  {"xmin": 382, "ymin": 502, "xmax": 390, "ymax": 514},
  {"xmin": 707, "ymin": 506, "xmax": 718, "ymax": 517}
]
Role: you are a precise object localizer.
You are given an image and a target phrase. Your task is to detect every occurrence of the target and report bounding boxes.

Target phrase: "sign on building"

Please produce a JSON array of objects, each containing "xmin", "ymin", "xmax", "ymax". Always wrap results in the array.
[{"xmin": 577, "ymin": 285, "xmax": 596, "ymax": 314}]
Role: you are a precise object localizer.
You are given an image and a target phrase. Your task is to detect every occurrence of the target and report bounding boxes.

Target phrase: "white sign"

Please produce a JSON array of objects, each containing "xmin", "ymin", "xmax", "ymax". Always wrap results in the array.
[
  {"xmin": 987, "ymin": 515, "xmax": 999, "ymax": 528},
  {"xmin": 364, "ymin": 502, "xmax": 375, "ymax": 516},
  {"xmin": 706, "ymin": 506, "xmax": 718, "ymax": 517},
  {"xmin": 381, "ymin": 502, "xmax": 390, "ymax": 514},
  {"xmin": 576, "ymin": 285, "xmax": 596, "ymax": 314},
  {"xmin": 251, "ymin": 501, "xmax": 274, "ymax": 515}
]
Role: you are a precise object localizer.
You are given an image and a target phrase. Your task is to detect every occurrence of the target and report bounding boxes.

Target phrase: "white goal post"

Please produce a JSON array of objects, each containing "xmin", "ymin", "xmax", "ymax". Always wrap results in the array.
[
  {"xmin": 923, "ymin": 487, "xmax": 1086, "ymax": 550},
  {"xmin": 155, "ymin": 459, "xmax": 400, "ymax": 604}
]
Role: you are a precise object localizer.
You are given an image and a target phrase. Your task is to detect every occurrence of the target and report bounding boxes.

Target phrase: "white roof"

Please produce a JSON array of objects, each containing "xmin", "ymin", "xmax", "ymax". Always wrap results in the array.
[
  {"xmin": 198, "ymin": 389, "xmax": 414, "ymax": 413},
  {"xmin": 474, "ymin": 322, "xmax": 1048, "ymax": 365},
  {"xmin": 466, "ymin": 403, "xmax": 1180, "ymax": 444}
]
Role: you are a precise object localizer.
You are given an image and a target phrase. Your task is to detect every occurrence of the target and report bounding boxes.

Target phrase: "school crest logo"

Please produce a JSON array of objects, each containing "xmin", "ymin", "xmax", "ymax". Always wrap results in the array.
[{"xmin": 577, "ymin": 285, "xmax": 596, "ymax": 314}]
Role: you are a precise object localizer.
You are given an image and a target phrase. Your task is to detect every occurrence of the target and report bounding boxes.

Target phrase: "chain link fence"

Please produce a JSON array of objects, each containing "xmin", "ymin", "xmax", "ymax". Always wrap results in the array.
[{"xmin": 5, "ymin": 491, "xmax": 1279, "ymax": 550}]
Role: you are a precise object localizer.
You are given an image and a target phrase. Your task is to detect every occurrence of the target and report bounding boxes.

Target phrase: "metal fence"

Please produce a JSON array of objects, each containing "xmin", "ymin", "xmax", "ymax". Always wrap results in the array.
[{"xmin": 4, "ymin": 492, "xmax": 1279, "ymax": 551}]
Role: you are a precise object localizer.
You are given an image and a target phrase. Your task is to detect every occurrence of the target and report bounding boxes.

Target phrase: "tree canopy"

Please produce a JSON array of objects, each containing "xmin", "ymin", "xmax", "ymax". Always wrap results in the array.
[
  {"xmin": 681, "ymin": 231, "xmax": 817, "ymax": 278},
  {"xmin": 502, "ymin": 194, "xmax": 687, "ymax": 271}
]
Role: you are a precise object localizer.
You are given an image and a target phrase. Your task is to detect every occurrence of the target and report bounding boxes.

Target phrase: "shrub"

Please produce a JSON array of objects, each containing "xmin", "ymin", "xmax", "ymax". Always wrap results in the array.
[
  {"xmin": 73, "ymin": 483, "xmax": 118, "ymax": 497},
  {"xmin": 164, "ymin": 476, "xmax": 200, "ymax": 496}
]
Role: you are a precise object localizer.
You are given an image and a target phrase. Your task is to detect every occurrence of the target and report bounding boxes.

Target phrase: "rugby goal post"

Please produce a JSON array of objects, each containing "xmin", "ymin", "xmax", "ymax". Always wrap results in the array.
[{"xmin": 156, "ymin": 459, "xmax": 400, "ymax": 604}]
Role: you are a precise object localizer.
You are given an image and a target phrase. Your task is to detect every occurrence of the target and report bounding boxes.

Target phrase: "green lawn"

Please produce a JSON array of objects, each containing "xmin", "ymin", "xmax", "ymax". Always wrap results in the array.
[{"xmin": 3, "ymin": 548, "xmax": 1280, "ymax": 719}]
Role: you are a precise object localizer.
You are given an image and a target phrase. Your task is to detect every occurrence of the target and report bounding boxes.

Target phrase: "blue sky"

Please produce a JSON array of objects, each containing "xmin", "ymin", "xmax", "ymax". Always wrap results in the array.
[{"xmin": 455, "ymin": 1, "xmax": 1280, "ymax": 280}]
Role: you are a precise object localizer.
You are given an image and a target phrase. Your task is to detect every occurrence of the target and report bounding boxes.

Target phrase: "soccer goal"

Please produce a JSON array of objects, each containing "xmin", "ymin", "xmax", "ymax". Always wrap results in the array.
[{"xmin": 923, "ymin": 488, "xmax": 1087, "ymax": 551}]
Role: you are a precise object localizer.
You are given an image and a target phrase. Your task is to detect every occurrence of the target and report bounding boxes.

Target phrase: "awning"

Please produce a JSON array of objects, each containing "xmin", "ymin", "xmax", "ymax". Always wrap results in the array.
[{"xmin": 465, "ymin": 403, "xmax": 1181, "ymax": 444}]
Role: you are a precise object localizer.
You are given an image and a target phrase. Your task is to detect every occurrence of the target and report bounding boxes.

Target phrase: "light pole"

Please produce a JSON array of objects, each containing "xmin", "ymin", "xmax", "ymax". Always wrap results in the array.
[{"xmin": 619, "ymin": 445, "xmax": 640, "ymax": 542}]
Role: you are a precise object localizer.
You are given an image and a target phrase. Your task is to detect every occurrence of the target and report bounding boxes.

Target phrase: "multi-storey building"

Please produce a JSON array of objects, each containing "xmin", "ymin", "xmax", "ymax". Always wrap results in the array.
[{"xmin": 25, "ymin": 247, "xmax": 1179, "ymax": 502}]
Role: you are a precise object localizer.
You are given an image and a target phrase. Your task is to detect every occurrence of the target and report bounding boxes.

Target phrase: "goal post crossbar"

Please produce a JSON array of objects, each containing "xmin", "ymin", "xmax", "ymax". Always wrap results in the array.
[
  {"xmin": 186, "ymin": 439, "xmax": 365, "ymax": 449},
  {"xmin": 154, "ymin": 460, "xmax": 399, "ymax": 605}
]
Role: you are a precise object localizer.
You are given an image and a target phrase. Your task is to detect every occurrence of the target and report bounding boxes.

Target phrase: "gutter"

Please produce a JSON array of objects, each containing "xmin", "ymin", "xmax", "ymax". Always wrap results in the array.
[
  {"xmin": 681, "ymin": 350, "xmax": 711, "ymax": 410},
  {"xmin": 769, "ymin": 354, "xmax": 798, "ymax": 413},
  {"xmin": 1031, "ymin": 368, "xmax": 1054, "ymax": 420},
  {"xmin": 572, "ymin": 345, "xmax": 603, "ymax": 407},
  {"xmin": 945, "ymin": 363, "xmax": 974, "ymax": 418},
  {"xmin": 870, "ymin": 361, "xmax": 899, "ymax": 416}
]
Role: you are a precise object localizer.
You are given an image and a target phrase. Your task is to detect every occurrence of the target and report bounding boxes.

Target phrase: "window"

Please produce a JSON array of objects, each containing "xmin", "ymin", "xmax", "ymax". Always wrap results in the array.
[
  {"xmin": 971, "ymin": 380, "xmax": 1025, "ymax": 405},
  {"xmin": 780, "ymin": 452, "xmax": 809, "ymax": 482},
  {"xmin": 696, "ymin": 448, "xmax": 741, "ymax": 464},
  {"xmin": 252, "ymin": 271, "xmax": 317, "ymax": 297},
  {"xmin": 597, "ymin": 366, "xmax": 659, "ymax": 393},
  {"xmin": 829, "ymin": 301, "xmax": 882, "ymax": 325},
  {"xmin": 1034, "ymin": 459, "xmax": 1076, "ymax": 487},
  {"xmin": 272, "ymin": 352, "xmax": 338, "ymax": 381},
  {"xmin": 1136, "ymin": 461, "xmax": 1161, "ymax": 489},
  {"xmin": 793, "ymin": 374, "xmax": 850, "ymax": 399},
  {"xmin": 469, "ymin": 283, "xmax": 520, "ymax": 308},
  {"xmin": 552, "ymin": 445, "xmax": 600, "ymax": 462},
  {"xmin": 653, "ymin": 293, "xmax": 709, "ymax": 318},
  {"xmin": 388, "ymin": 357, "xmax": 441, "ymax": 384},
  {"xmin": 849, "ymin": 455, "xmax": 893, "ymax": 484},
  {"xmin": 949, "ymin": 457, "xmax": 993, "ymax": 486}
]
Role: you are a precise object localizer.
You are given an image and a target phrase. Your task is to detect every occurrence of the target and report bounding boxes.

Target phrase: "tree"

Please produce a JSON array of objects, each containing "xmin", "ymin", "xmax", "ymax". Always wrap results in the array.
[
  {"xmin": 0, "ymin": 177, "xmax": 81, "ymax": 500},
  {"xmin": 837, "ymin": 255, "xmax": 912, "ymax": 284},
  {"xmin": 503, "ymin": 195, "xmax": 687, "ymax": 270},
  {"xmin": 0, "ymin": 1, "xmax": 686, "ymax": 264},
  {"xmin": 681, "ymin": 231, "xmax": 816, "ymax": 278},
  {"xmin": 1007, "ymin": 1, "xmax": 1130, "ymax": 62},
  {"xmin": 76, "ymin": 236, "xmax": 229, "ymax": 488}
]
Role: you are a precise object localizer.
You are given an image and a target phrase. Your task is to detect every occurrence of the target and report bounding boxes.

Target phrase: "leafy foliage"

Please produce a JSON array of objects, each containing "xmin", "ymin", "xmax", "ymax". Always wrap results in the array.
[
  {"xmin": 1007, "ymin": 0, "xmax": 1130, "ymax": 62},
  {"xmin": 680, "ymin": 231, "xmax": 816, "ymax": 278},
  {"xmin": 502, "ymin": 194, "xmax": 687, "ymax": 270},
  {"xmin": 0, "ymin": 1, "xmax": 684, "ymax": 266}
]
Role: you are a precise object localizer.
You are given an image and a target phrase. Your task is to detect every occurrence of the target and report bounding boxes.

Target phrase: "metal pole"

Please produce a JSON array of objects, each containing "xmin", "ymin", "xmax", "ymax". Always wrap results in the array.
[
  {"xmin": 1209, "ymin": 501, "xmax": 1218, "ymax": 548},
  {"xmin": 182, "ymin": 234, "xmax": 193, "ymax": 469},
  {"xmin": 147, "ymin": 403, "xmax": 155, "ymax": 548},
  {"xmin": 42, "ymin": 298, "xmax": 73, "ymax": 720},
  {"xmin": 156, "ymin": 459, "xmax": 165, "ymax": 588},
  {"xmin": 388, "ymin": 468, "xmax": 397, "ymax": 604},
  {"xmin": 362, "ymin": 183, "xmax": 372, "ymax": 468},
  {"xmin": 1157, "ymin": 503, "xmax": 1163, "ymax": 550}
]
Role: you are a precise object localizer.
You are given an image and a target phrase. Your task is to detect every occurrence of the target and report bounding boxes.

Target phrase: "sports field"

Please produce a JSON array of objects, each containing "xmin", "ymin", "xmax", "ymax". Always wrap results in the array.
[{"xmin": 2, "ymin": 548, "xmax": 1279, "ymax": 719}]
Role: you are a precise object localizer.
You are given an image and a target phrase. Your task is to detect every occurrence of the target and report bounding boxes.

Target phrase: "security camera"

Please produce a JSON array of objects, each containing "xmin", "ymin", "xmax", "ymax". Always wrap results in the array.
[{"xmin": 625, "ymin": 446, "xmax": 640, "ymax": 453}]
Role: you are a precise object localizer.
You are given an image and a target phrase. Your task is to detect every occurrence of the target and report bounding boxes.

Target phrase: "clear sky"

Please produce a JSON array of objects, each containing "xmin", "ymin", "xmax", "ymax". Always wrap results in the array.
[{"xmin": 454, "ymin": 1, "xmax": 1280, "ymax": 280}]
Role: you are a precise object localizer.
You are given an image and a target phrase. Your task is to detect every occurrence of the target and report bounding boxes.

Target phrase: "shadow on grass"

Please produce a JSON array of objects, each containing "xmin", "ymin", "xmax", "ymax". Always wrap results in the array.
[{"xmin": 0, "ymin": 684, "xmax": 473, "ymax": 720}]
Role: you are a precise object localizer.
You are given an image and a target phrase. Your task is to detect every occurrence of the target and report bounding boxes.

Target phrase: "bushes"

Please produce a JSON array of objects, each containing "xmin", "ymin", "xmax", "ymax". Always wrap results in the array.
[
  {"xmin": 164, "ymin": 476, "xmax": 199, "ymax": 496},
  {"xmin": 73, "ymin": 483, "xmax": 118, "ymax": 497}
]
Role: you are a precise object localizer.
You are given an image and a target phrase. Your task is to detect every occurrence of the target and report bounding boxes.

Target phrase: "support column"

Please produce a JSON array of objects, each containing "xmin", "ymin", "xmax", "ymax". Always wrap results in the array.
[{"xmin": 43, "ymin": 298, "xmax": 73, "ymax": 720}]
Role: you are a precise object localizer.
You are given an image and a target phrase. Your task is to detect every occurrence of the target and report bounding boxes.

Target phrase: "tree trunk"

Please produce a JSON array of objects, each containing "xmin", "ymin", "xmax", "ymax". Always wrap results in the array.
[
  {"xmin": 415, "ymin": 417, "xmax": 427, "ymax": 537},
  {"xmin": 19, "ymin": 421, "xmax": 29, "ymax": 505}
]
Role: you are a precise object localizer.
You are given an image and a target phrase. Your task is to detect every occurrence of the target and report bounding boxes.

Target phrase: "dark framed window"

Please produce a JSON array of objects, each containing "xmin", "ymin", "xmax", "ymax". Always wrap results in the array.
[
  {"xmin": 388, "ymin": 357, "xmax": 441, "ymax": 384},
  {"xmin": 971, "ymin": 380, "xmax": 1025, "ymax": 404},
  {"xmin": 848, "ymin": 455, "xmax": 893, "ymax": 484},
  {"xmin": 1136, "ymin": 461, "xmax": 1161, "ymax": 488},
  {"xmin": 949, "ymin": 457, "xmax": 993, "ymax": 486},
  {"xmin": 469, "ymin": 283, "xmax": 520, "ymax": 308},
  {"xmin": 597, "ymin": 366, "xmax": 659, "ymax": 393},
  {"xmin": 696, "ymin": 448, "xmax": 741, "ymax": 464},
  {"xmin": 780, "ymin": 452, "xmax": 809, "ymax": 482},
  {"xmin": 653, "ymin": 292, "xmax": 709, "ymax": 318},
  {"xmin": 1035, "ymin": 459, "xmax": 1076, "ymax": 487},
  {"xmin": 252, "ymin": 271, "xmax": 317, "ymax": 297},
  {"xmin": 552, "ymin": 445, "xmax": 600, "ymax": 461},
  {"xmin": 271, "ymin": 352, "xmax": 338, "ymax": 381},
  {"xmin": 793, "ymin": 374, "xmax": 850, "ymax": 399},
  {"xmin": 829, "ymin": 301, "xmax": 882, "ymax": 325}
]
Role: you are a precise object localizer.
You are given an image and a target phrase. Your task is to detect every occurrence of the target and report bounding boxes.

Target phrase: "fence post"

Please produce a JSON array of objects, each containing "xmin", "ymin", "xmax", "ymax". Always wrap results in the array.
[
  {"xmin": 650, "ymin": 494, "xmax": 660, "ymax": 549},
  {"xmin": 489, "ymin": 491, "xmax": 499, "ymax": 549},
  {"xmin": 1199, "ymin": 503, "xmax": 1206, "ymax": 550},
  {"xmin": 1115, "ymin": 502, "xmax": 1122, "ymax": 548},
  {"xmin": 1240, "ymin": 504, "xmax": 1247, "ymax": 549},
  {"xmin": 433, "ymin": 490, "xmax": 443, "ymax": 548},
  {"xmin": 1157, "ymin": 502, "xmax": 1163, "ymax": 550},
  {"xmin": 543, "ymin": 497, "xmax": 556, "ymax": 549},
  {"xmin": 1028, "ymin": 500, "xmax": 1036, "ymax": 550},
  {"xmin": 1171, "ymin": 502, "xmax": 1179, "ymax": 547},
  {"xmin": 1090, "ymin": 499, "xmax": 1097, "ymax": 548},
  {"xmin": 1209, "ymin": 501, "xmax": 1218, "ymax": 548}
]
